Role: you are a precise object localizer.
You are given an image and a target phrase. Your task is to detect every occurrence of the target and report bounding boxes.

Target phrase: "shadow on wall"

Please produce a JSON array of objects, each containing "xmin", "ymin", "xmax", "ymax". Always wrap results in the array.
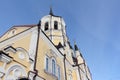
[{"xmin": 18, "ymin": 77, "xmax": 29, "ymax": 80}]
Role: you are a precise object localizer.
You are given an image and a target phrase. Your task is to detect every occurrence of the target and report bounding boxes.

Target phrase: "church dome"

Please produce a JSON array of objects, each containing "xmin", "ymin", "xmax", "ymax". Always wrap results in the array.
[
  {"xmin": 40, "ymin": 9, "xmax": 66, "ymax": 33},
  {"xmin": 40, "ymin": 8, "xmax": 67, "ymax": 45}
]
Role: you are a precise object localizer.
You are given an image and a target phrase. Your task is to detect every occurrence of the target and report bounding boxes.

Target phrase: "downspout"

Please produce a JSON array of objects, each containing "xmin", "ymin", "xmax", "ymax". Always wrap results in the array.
[
  {"xmin": 33, "ymin": 21, "xmax": 41, "ymax": 80},
  {"xmin": 63, "ymin": 54, "xmax": 67, "ymax": 80}
]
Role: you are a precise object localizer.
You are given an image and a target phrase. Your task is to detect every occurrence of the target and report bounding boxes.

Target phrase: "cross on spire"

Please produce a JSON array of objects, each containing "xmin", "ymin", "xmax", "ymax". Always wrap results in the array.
[{"xmin": 49, "ymin": 6, "xmax": 54, "ymax": 15}]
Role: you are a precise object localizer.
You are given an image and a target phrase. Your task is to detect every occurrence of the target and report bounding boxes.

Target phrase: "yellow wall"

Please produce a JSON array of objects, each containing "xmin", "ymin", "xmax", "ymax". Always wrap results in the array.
[
  {"xmin": 36, "ymin": 37, "xmax": 64, "ymax": 80},
  {"xmin": 0, "ymin": 28, "xmax": 33, "ymax": 80},
  {"xmin": 0, "ymin": 26, "xmax": 92, "ymax": 80},
  {"xmin": 0, "ymin": 27, "xmax": 30, "ymax": 42}
]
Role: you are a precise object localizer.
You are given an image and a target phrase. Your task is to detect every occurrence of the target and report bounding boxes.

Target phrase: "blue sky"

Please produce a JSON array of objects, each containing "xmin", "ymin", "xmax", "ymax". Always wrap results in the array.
[{"xmin": 0, "ymin": 0, "xmax": 120, "ymax": 80}]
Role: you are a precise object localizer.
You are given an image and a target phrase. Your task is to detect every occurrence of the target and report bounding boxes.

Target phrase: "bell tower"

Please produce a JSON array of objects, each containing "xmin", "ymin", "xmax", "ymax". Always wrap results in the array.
[{"xmin": 41, "ymin": 8, "xmax": 67, "ymax": 46}]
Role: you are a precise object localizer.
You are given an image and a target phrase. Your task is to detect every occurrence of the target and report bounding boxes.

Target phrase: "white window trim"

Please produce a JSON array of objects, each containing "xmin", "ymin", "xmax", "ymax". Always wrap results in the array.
[
  {"xmin": 44, "ymin": 55, "xmax": 50, "ymax": 73},
  {"xmin": 0, "ymin": 53, "xmax": 12, "ymax": 63},
  {"xmin": 51, "ymin": 57, "xmax": 56, "ymax": 76},
  {"xmin": 44, "ymin": 56, "xmax": 61, "ymax": 79}
]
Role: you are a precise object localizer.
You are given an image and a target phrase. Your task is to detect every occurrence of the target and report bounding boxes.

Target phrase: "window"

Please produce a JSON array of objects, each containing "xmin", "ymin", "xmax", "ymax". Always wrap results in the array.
[
  {"xmin": 58, "ymin": 67, "xmax": 60, "ymax": 80},
  {"xmin": 54, "ymin": 21, "xmax": 58, "ymax": 30},
  {"xmin": 45, "ymin": 57, "xmax": 49, "ymax": 71},
  {"xmin": 52, "ymin": 59, "xmax": 56, "ymax": 75},
  {"xmin": 44, "ymin": 22, "xmax": 49, "ymax": 31}
]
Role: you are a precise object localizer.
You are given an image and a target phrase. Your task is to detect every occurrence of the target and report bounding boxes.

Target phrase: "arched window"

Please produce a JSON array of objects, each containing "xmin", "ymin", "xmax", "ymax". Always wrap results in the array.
[
  {"xmin": 54, "ymin": 21, "xmax": 58, "ymax": 30},
  {"xmin": 44, "ymin": 22, "xmax": 49, "ymax": 31},
  {"xmin": 52, "ymin": 59, "xmax": 56, "ymax": 75},
  {"xmin": 5, "ymin": 64, "xmax": 27, "ymax": 80},
  {"xmin": 45, "ymin": 57, "xmax": 49, "ymax": 71}
]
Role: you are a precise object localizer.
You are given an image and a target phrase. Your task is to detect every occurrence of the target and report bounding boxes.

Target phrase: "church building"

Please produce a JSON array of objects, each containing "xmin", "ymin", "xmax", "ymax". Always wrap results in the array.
[{"xmin": 0, "ymin": 9, "xmax": 92, "ymax": 80}]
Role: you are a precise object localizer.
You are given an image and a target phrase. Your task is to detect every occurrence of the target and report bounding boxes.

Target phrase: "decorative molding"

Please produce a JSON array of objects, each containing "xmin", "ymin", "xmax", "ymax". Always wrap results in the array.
[
  {"xmin": 49, "ymin": 49, "xmax": 58, "ymax": 58},
  {"xmin": 40, "ymin": 30, "xmax": 63, "ymax": 59},
  {"xmin": 18, "ymin": 52, "xmax": 25, "ymax": 59},
  {"xmin": 28, "ymin": 71, "xmax": 36, "ymax": 80},
  {"xmin": 0, "ymin": 51, "xmax": 12, "ymax": 63},
  {"xmin": 0, "ymin": 67, "xmax": 5, "ymax": 78},
  {"xmin": 35, "ymin": 75, "xmax": 45, "ymax": 80},
  {"xmin": 28, "ymin": 28, "xmax": 38, "ymax": 60},
  {"xmin": 4, "ymin": 46, "xmax": 16, "ymax": 53},
  {"xmin": 16, "ymin": 47, "xmax": 29, "ymax": 62},
  {"xmin": 44, "ymin": 69, "xmax": 58, "ymax": 79},
  {"xmin": 28, "ymin": 28, "xmax": 38, "ymax": 71},
  {"xmin": 0, "ymin": 26, "xmax": 37, "ymax": 49},
  {"xmin": 5, "ymin": 64, "xmax": 27, "ymax": 80}
]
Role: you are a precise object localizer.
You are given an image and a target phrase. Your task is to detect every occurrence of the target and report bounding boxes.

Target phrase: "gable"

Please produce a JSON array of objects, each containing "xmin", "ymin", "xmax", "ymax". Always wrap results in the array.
[
  {"xmin": 0, "ymin": 25, "xmax": 36, "ymax": 42},
  {"xmin": 39, "ymin": 30, "xmax": 63, "ymax": 58}
]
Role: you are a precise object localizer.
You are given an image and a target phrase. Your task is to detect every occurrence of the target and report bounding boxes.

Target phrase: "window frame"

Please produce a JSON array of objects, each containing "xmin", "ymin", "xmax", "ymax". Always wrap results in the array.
[
  {"xmin": 52, "ymin": 59, "xmax": 56, "ymax": 75},
  {"xmin": 45, "ymin": 56, "xmax": 49, "ymax": 72}
]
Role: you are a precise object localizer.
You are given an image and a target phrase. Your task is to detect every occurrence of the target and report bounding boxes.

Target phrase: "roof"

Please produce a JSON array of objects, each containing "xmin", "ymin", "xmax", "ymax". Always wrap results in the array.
[
  {"xmin": 0, "ymin": 24, "xmax": 37, "ymax": 38},
  {"xmin": 13, "ymin": 24, "xmax": 37, "ymax": 27}
]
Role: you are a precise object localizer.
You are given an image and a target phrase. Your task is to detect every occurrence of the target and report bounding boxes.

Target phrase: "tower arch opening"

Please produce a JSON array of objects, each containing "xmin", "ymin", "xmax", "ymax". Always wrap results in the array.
[
  {"xmin": 44, "ymin": 22, "xmax": 49, "ymax": 31},
  {"xmin": 54, "ymin": 21, "xmax": 58, "ymax": 30}
]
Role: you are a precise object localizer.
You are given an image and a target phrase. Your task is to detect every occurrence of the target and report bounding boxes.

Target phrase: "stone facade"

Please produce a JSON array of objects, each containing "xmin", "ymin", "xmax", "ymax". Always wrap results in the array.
[{"xmin": 0, "ymin": 10, "xmax": 92, "ymax": 80}]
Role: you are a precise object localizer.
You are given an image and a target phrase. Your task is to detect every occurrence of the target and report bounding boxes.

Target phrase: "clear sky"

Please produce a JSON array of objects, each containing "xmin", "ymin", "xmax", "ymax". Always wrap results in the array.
[{"xmin": 0, "ymin": 0, "xmax": 120, "ymax": 80}]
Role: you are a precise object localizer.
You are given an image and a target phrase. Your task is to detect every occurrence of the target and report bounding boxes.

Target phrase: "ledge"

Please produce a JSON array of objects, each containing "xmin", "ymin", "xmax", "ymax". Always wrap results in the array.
[
  {"xmin": 44, "ymin": 69, "xmax": 58, "ymax": 79},
  {"xmin": 0, "ymin": 51, "xmax": 13, "ymax": 63}
]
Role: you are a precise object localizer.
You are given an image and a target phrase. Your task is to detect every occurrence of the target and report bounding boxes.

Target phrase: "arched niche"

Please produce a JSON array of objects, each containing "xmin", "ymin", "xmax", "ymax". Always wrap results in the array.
[
  {"xmin": 5, "ymin": 64, "xmax": 27, "ymax": 80},
  {"xmin": 16, "ymin": 47, "xmax": 30, "ymax": 62}
]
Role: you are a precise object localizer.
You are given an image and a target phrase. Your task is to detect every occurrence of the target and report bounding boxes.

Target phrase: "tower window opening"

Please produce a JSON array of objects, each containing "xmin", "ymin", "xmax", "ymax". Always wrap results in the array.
[
  {"xmin": 44, "ymin": 22, "xmax": 49, "ymax": 31},
  {"xmin": 54, "ymin": 21, "xmax": 58, "ymax": 30}
]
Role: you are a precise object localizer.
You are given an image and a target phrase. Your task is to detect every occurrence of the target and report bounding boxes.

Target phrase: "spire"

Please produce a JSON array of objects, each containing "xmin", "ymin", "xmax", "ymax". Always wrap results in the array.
[
  {"xmin": 67, "ymin": 41, "xmax": 73, "ymax": 49},
  {"xmin": 74, "ymin": 42, "xmax": 78, "ymax": 51},
  {"xmin": 37, "ymin": 20, "xmax": 41, "ymax": 27},
  {"xmin": 49, "ymin": 6, "xmax": 54, "ymax": 15}
]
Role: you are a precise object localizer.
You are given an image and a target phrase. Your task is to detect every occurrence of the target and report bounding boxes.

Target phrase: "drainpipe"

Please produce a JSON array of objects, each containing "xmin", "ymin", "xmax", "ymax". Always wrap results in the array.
[
  {"xmin": 33, "ymin": 21, "xmax": 41, "ymax": 80},
  {"xmin": 63, "ymin": 54, "xmax": 67, "ymax": 80}
]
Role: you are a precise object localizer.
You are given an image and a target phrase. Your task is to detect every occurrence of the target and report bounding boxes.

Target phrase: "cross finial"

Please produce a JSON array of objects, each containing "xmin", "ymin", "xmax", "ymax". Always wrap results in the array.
[{"xmin": 49, "ymin": 6, "xmax": 54, "ymax": 15}]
